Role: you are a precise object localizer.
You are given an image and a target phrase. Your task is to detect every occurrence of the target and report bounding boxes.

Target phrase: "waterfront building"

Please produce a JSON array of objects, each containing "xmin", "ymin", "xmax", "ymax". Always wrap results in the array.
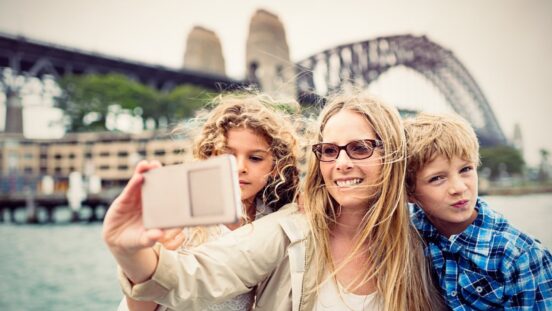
[{"xmin": 0, "ymin": 131, "xmax": 193, "ymax": 194}]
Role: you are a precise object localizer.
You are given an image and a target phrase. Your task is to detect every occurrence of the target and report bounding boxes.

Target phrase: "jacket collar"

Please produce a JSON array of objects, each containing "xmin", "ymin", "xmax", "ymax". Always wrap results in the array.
[{"xmin": 412, "ymin": 198, "xmax": 494, "ymax": 257}]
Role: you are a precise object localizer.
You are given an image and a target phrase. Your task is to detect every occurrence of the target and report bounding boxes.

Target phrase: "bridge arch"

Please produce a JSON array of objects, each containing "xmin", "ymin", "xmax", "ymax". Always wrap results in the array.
[{"xmin": 296, "ymin": 34, "xmax": 507, "ymax": 146}]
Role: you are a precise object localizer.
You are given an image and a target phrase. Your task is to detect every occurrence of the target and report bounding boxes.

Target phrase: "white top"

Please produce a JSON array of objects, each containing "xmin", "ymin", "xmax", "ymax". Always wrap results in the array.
[{"xmin": 315, "ymin": 276, "xmax": 381, "ymax": 311}]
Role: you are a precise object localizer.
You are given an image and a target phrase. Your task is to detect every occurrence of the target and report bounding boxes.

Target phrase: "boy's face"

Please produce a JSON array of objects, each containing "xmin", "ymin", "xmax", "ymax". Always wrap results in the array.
[{"xmin": 410, "ymin": 155, "xmax": 478, "ymax": 237}]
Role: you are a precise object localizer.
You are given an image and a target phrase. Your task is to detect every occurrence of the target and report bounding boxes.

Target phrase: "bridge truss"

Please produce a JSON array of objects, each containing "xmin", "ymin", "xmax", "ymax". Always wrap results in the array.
[
  {"xmin": 296, "ymin": 34, "xmax": 507, "ymax": 146},
  {"xmin": 0, "ymin": 32, "xmax": 241, "ymax": 91}
]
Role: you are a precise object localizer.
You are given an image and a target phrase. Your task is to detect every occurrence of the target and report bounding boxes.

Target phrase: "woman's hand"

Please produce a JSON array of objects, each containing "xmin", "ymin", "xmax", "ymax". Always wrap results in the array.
[
  {"xmin": 159, "ymin": 228, "xmax": 187, "ymax": 251},
  {"xmin": 102, "ymin": 160, "xmax": 164, "ymax": 283},
  {"xmin": 103, "ymin": 160, "xmax": 164, "ymax": 253}
]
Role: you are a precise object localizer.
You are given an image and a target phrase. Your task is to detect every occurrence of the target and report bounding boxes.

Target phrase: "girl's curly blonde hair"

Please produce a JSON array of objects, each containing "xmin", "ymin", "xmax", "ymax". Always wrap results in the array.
[{"xmin": 191, "ymin": 92, "xmax": 301, "ymax": 213}]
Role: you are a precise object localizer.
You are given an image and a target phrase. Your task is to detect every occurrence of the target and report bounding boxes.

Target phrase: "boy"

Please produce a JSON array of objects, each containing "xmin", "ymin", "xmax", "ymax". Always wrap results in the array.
[{"xmin": 404, "ymin": 112, "xmax": 552, "ymax": 310}]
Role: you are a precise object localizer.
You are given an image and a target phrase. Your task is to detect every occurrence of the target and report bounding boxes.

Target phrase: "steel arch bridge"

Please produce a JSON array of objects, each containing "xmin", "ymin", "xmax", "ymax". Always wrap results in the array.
[{"xmin": 295, "ymin": 34, "xmax": 507, "ymax": 146}]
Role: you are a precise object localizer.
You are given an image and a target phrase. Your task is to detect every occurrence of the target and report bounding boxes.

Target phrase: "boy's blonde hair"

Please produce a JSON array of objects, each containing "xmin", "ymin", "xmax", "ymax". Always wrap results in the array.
[
  {"xmin": 404, "ymin": 112, "xmax": 480, "ymax": 196},
  {"xmin": 303, "ymin": 94, "xmax": 443, "ymax": 310}
]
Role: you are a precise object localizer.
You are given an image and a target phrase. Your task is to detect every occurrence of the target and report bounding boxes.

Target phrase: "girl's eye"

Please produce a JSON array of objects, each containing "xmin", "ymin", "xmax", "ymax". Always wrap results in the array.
[
  {"xmin": 429, "ymin": 176, "xmax": 444, "ymax": 183},
  {"xmin": 460, "ymin": 166, "xmax": 473, "ymax": 173},
  {"xmin": 250, "ymin": 155, "xmax": 264, "ymax": 162}
]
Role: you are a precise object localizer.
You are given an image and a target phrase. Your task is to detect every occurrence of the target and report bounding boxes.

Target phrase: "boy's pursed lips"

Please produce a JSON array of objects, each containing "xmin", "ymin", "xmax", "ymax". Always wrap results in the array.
[{"xmin": 452, "ymin": 199, "xmax": 469, "ymax": 208}]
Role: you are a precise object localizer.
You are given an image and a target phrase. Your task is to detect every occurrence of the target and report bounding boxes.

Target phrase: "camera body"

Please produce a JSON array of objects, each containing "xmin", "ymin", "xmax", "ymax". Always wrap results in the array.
[{"xmin": 141, "ymin": 155, "xmax": 242, "ymax": 229}]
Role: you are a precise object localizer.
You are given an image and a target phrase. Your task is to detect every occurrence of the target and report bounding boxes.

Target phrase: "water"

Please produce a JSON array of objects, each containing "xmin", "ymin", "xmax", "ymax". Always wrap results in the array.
[
  {"xmin": 0, "ymin": 194, "xmax": 551, "ymax": 311},
  {"xmin": 483, "ymin": 193, "xmax": 552, "ymax": 248}
]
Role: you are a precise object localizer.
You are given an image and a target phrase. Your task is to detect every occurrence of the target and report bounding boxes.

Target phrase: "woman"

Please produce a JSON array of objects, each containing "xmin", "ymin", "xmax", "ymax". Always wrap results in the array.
[{"xmin": 105, "ymin": 93, "xmax": 443, "ymax": 310}]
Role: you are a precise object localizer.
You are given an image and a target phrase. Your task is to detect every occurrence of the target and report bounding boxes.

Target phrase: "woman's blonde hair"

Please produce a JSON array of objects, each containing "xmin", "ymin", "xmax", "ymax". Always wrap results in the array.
[{"xmin": 303, "ymin": 93, "xmax": 443, "ymax": 310}]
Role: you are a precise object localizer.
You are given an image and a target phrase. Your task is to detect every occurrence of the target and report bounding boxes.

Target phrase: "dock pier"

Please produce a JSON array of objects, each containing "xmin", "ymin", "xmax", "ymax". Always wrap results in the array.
[{"xmin": 0, "ymin": 192, "xmax": 116, "ymax": 224}]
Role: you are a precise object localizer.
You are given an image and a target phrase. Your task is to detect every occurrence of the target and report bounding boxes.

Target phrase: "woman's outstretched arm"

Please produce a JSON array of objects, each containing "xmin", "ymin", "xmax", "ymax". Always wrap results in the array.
[{"xmin": 103, "ymin": 160, "xmax": 163, "ymax": 283}]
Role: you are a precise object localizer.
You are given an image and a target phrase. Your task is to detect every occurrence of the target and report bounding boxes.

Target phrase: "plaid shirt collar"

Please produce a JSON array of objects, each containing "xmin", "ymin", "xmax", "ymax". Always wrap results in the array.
[{"xmin": 411, "ymin": 197, "xmax": 494, "ymax": 257}]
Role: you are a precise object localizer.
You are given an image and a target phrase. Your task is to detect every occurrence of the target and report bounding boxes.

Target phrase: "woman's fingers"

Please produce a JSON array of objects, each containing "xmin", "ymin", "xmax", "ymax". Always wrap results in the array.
[
  {"xmin": 139, "ymin": 229, "xmax": 164, "ymax": 248},
  {"xmin": 160, "ymin": 229, "xmax": 186, "ymax": 250},
  {"xmin": 135, "ymin": 160, "xmax": 161, "ymax": 174},
  {"xmin": 116, "ymin": 161, "xmax": 162, "ymax": 208}
]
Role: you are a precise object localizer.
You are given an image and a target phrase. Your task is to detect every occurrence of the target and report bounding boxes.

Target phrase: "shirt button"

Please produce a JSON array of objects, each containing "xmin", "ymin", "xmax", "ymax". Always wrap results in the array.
[
  {"xmin": 476, "ymin": 286, "xmax": 483, "ymax": 293},
  {"xmin": 451, "ymin": 291, "xmax": 457, "ymax": 297}
]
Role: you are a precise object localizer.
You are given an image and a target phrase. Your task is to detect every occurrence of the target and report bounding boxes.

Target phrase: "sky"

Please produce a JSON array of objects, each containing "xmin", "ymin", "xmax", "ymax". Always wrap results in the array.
[{"xmin": 0, "ymin": 0, "xmax": 551, "ymax": 166}]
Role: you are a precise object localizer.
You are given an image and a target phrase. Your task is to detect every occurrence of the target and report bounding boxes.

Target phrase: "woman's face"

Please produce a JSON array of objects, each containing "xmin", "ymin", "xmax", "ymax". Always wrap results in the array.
[
  {"xmin": 319, "ymin": 109, "xmax": 382, "ymax": 210},
  {"xmin": 223, "ymin": 127, "xmax": 274, "ymax": 206}
]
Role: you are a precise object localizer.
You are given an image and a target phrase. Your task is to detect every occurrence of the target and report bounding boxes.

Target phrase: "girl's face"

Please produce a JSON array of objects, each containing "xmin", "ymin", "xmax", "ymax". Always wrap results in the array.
[
  {"xmin": 223, "ymin": 127, "xmax": 274, "ymax": 206},
  {"xmin": 319, "ymin": 109, "xmax": 382, "ymax": 210}
]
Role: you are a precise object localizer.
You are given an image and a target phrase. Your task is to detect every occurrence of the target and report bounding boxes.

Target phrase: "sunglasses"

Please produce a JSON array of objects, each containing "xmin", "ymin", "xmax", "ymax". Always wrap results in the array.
[{"xmin": 312, "ymin": 139, "xmax": 383, "ymax": 162}]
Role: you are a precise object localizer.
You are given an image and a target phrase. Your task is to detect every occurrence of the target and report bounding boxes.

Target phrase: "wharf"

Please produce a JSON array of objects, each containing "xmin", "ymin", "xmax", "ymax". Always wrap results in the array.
[{"xmin": 0, "ymin": 192, "xmax": 117, "ymax": 224}]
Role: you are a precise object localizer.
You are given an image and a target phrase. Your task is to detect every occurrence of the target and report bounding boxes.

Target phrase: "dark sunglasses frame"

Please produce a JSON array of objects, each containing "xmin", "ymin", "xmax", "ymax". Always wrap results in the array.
[{"xmin": 312, "ymin": 139, "xmax": 383, "ymax": 162}]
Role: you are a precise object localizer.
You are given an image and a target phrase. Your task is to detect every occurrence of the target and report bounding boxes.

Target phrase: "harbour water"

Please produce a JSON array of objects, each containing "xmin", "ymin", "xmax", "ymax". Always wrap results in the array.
[{"xmin": 0, "ymin": 193, "xmax": 551, "ymax": 311}]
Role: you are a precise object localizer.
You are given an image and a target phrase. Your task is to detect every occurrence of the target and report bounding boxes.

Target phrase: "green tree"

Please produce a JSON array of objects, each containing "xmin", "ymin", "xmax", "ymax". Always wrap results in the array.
[
  {"xmin": 479, "ymin": 145, "xmax": 525, "ymax": 180},
  {"xmin": 159, "ymin": 85, "xmax": 214, "ymax": 125},
  {"xmin": 56, "ymin": 74, "xmax": 159, "ymax": 131},
  {"xmin": 55, "ymin": 74, "xmax": 213, "ymax": 132}
]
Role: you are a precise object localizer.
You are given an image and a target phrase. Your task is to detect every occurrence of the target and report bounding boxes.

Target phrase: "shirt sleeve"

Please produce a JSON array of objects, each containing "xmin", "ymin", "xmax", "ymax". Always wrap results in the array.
[
  {"xmin": 118, "ymin": 209, "xmax": 295, "ymax": 310},
  {"xmin": 504, "ymin": 244, "xmax": 552, "ymax": 310}
]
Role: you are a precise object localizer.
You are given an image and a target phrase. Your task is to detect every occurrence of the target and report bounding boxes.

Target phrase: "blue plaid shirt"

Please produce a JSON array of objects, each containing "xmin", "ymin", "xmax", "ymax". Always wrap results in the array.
[{"xmin": 411, "ymin": 197, "xmax": 552, "ymax": 310}]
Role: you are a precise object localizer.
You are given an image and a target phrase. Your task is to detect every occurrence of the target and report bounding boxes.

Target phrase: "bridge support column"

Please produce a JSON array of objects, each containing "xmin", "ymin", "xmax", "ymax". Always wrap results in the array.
[
  {"xmin": 4, "ymin": 89, "xmax": 24, "ymax": 134},
  {"xmin": 9, "ymin": 208, "xmax": 16, "ymax": 223},
  {"xmin": 70, "ymin": 210, "xmax": 80, "ymax": 223},
  {"xmin": 45, "ymin": 206, "xmax": 55, "ymax": 223},
  {"xmin": 25, "ymin": 187, "xmax": 39, "ymax": 224},
  {"xmin": 88, "ymin": 205, "xmax": 99, "ymax": 222}
]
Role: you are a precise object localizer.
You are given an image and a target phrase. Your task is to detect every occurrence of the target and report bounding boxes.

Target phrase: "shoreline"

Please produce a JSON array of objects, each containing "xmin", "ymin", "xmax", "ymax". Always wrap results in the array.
[{"xmin": 480, "ymin": 185, "xmax": 552, "ymax": 196}]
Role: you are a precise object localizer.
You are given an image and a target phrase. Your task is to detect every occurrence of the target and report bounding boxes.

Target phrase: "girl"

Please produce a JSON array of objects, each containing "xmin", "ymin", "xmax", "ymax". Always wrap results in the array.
[
  {"xmin": 105, "ymin": 93, "xmax": 442, "ymax": 310},
  {"xmin": 118, "ymin": 93, "xmax": 300, "ymax": 311}
]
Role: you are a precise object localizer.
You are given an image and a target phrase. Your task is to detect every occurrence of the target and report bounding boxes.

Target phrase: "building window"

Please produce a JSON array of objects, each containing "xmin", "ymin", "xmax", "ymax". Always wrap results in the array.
[
  {"xmin": 154, "ymin": 150, "xmax": 166, "ymax": 156},
  {"xmin": 99, "ymin": 152, "xmax": 110, "ymax": 157},
  {"xmin": 99, "ymin": 165, "xmax": 110, "ymax": 171},
  {"xmin": 118, "ymin": 151, "xmax": 129, "ymax": 157},
  {"xmin": 118, "ymin": 165, "xmax": 129, "ymax": 171}
]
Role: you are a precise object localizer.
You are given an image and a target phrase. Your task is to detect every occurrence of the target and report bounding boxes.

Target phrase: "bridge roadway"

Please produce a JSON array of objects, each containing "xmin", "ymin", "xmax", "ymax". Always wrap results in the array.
[{"xmin": 0, "ymin": 32, "xmax": 245, "ymax": 91}]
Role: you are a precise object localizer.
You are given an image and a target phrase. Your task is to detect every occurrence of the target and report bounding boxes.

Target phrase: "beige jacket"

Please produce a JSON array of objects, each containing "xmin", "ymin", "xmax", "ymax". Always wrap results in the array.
[{"xmin": 119, "ymin": 204, "xmax": 318, "ymax": 310}]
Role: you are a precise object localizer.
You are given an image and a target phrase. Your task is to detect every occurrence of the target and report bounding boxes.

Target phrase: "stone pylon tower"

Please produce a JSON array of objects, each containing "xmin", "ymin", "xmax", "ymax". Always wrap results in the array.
[
  {"xmin": 183, "ymin": 26, "xmax": 226, "ymax": 76},
  {"xmin": 246, "ymin": 9, "xmax": 296, "ymax": 100}
]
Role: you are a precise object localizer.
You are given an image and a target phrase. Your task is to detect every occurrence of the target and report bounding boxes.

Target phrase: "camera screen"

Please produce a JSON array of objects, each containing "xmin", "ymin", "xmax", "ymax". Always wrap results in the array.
[{"xmin": 188, "ymin": 167, "xmax": 225, "ymax": 217}]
